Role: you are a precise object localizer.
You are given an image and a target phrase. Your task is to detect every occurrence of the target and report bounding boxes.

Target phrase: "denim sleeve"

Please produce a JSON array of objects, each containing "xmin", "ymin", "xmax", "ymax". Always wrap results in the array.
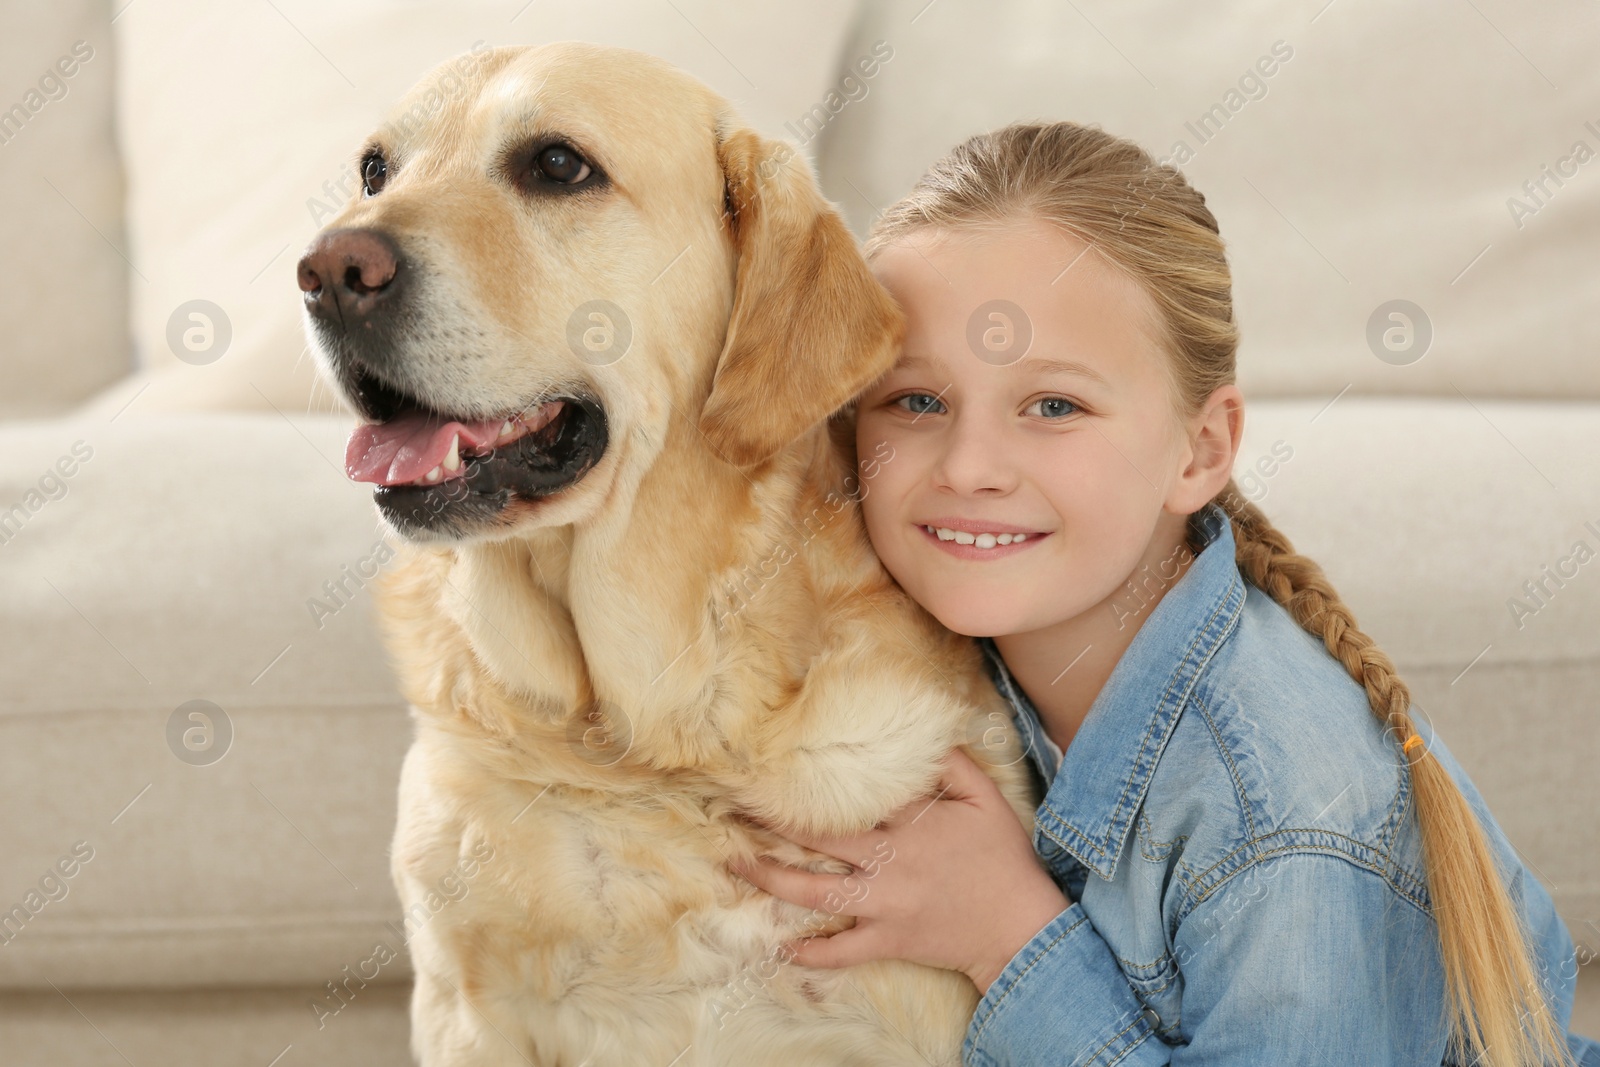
[
  {"xmin": 962, "ymin": 852, "xmax": 1455, "ymax": 1066},
  {"xmin": 962, "ymin": 899, "xmax": 1161, "ymax": 1066},
  {"xmin": 1509, "ymin": 849, "xmax": 1600, "ymax": 1066}
]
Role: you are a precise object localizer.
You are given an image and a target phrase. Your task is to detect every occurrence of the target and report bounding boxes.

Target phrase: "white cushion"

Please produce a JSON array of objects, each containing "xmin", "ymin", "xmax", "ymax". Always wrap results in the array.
[
  {"xmin": 0, "ymin": 401, "xmax": 1595, "ymax": 988},
  {"xmin": 0, "ymin": 1, "xmax": 131, "ymax": 415},
  {"xmin": 0, "ymin": 984, "xmax": 411, "ymax": 1066},
  {"xmin": 0, "ymin": 413, "xmax": 412, "ymax": 988},
  {"xmin": 1235, "ymin": 397, "xmax": 1600, "ymax": 946},
  {"xmin": 815, "ymin": 0, "xmax": 1600, "ymax": 399},
  {"xmin": 107, "ymin": 0, "xmax": 859, "ymax": 417}
]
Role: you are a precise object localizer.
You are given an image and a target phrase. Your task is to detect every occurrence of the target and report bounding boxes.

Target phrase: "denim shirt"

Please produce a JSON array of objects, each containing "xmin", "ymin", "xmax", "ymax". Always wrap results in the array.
[{"xmin": 963, "ymin": 501, "xmax": 1600, "ymax": 1067}]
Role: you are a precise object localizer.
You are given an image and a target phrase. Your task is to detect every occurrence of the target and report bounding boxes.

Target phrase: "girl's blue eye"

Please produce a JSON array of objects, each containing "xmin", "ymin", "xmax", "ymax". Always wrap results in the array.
[
  {"xmin": 894, "ymin": 393, "xmax": 946, "ymax": 416},
  {"xmin": 1028, "ymin": 397, "xmax": 1079, "ymax": 419},
  {"xmin": 891, "ymin": 394, "xmax": 1080, "ymax": 419}
]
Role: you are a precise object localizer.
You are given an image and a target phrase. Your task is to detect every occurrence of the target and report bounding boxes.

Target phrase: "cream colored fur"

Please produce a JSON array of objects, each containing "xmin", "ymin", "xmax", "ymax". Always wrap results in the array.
[{"xmin": 308, "ymin": 41, "xmax": 1040, "ymax": 1067}]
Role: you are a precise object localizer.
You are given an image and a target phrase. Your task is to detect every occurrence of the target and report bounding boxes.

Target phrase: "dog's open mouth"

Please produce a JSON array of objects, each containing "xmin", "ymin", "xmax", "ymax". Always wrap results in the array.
[{"xmin": 340, "ymin": 365, "xmax": 608, "ymax": 532}]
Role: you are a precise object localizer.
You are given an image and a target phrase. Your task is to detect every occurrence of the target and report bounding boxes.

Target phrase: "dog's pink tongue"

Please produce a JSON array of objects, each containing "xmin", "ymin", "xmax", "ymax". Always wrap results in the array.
[{"xmin": 345, "ymin": 410, "xmax": 506, "ymax": 486}]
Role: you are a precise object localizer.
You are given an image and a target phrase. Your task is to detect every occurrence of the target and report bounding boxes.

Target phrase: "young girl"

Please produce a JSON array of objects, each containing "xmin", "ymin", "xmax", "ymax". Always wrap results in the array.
[{"xmin": 727, "ymin": 121, "xmax": 1599, "ymax": 1066}]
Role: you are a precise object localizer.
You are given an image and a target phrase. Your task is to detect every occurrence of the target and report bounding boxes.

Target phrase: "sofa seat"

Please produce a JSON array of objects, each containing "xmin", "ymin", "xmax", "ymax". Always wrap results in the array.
[{"xmin": 1, "ymin": 401, "xmax": 1595, "ymax": 1036}]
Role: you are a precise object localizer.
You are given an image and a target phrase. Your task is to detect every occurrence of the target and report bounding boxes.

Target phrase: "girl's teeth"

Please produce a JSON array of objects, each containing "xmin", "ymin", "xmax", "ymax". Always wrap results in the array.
[{"xmin": 925, "ymin": 525, "xmax": 1030, "ymax": 548}]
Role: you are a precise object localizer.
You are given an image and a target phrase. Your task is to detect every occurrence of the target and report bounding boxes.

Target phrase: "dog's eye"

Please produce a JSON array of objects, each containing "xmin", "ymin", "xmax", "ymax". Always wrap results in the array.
[
  {"xmin": 361, "ymin": 152, "xmax": 389, "ymax": 196},
  {"xmin": 535, "ymin": 144, "xmax": 592, "ymax": 185},
  {"xmin": 502, "ymin": 137, "xmax": 606, "ymax": 198}
]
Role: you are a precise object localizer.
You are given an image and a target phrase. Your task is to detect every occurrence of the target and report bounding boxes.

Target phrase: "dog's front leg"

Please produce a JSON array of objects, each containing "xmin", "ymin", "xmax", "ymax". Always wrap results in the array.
[{"xmin": 407, "ymin": 955, "xmax": 548, "ymax": 1067}]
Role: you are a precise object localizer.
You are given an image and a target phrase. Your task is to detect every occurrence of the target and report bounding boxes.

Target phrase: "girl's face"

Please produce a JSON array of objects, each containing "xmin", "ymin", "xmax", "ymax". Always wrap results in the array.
[{"xmin": 854, "ymin": 216, "xmax": 1202, "ymax": 639}]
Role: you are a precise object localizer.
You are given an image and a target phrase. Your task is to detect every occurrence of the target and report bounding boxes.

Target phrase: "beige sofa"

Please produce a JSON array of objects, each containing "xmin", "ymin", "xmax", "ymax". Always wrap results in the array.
[{"xmin": 1, "ymin": 1, "xmax": 1594, "ymax": 1063}]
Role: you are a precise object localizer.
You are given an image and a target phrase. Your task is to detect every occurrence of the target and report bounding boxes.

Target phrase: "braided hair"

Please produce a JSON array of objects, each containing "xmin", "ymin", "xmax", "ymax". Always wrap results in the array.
[{"xmin": 861, "ymin": 120, "xmax": 1573, "ymax": 1067}]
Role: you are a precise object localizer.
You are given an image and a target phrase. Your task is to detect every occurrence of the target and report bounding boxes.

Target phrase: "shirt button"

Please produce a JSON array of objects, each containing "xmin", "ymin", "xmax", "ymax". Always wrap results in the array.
[{"xmin": 1139, "ymin": 1005, "xmax": 1162, "ymax": 1031}]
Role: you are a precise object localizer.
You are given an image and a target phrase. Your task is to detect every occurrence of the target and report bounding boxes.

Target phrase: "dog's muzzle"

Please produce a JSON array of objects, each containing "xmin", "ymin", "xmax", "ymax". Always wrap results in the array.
[{"xmin": 297, "ymin": 227, "xmax": 610, "ymax": 537}]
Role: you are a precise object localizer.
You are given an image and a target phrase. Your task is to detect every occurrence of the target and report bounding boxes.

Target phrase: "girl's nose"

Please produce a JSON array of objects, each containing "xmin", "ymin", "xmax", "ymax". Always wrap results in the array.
[{"xmin": 930, "ymin": 416, "xmax": 1018, "ymax": 496}]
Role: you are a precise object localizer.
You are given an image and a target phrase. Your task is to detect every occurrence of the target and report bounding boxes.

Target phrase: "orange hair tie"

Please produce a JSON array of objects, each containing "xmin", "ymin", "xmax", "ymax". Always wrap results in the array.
[{"xmin": 1402, "ymin": 733, "xmax": 1424, "ymax": 754}]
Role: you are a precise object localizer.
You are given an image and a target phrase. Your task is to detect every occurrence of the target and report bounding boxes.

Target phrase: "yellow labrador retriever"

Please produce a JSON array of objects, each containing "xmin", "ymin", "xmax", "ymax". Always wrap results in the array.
[{"xmin": 297, "ymin": 41, "xmax": 1039, "ymax": 1067}]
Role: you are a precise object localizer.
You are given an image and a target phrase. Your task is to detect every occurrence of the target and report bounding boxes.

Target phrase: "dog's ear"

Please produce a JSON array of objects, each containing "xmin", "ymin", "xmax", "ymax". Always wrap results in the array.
[{"xmin": 698, "ymin": 125, "xmax": 905, "ymax": 469}]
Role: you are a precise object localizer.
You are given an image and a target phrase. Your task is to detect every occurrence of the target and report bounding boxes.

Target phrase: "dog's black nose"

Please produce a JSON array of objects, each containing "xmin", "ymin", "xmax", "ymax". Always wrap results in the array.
[{"xmin": 297, "ymin": 228, "xmax": 402, "ymax": 326}]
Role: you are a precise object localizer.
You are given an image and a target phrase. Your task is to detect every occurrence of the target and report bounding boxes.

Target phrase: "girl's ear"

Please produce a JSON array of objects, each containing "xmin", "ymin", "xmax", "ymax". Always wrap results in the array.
[
  {"xmin": 697, "ymin": 123, "xmax": 905, "ymax": 469},
  {"xmin": 1170, "ymin": 383, "xmax": 1246, "ymax": 514}
]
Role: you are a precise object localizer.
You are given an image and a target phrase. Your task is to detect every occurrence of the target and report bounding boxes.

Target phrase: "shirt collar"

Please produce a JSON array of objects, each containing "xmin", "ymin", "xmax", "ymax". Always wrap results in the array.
[
  {"xmin": 976, "ymin": 638, "xmax": 1063, "ymax": 795},
  {"xmin": 976, "ymin": 501, "xmax": 1247, "ymax": 882}
]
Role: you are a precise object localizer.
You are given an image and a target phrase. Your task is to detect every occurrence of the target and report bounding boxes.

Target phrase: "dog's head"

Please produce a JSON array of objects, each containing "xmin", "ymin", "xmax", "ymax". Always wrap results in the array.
[{"xmin": 297, "ymin": 42, "xmax": 904, "ymax": 544}]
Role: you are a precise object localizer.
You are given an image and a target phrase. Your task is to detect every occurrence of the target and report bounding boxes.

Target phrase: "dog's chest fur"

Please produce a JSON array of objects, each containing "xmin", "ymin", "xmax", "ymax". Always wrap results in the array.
[{"xmin": 372, "ymin": 429, "xmax": 1037, "ymax": 1061}]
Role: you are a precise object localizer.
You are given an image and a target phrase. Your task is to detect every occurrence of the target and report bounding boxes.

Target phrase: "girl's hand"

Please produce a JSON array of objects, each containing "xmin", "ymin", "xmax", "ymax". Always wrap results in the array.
[{"xmin": 727, "ymin": 746, "xmax": 1072, "ymax": 995}]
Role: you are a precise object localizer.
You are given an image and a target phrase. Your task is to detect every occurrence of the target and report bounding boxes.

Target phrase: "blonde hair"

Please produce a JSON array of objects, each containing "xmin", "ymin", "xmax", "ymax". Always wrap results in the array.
[{"xmin": 861, "ymin": 120, "xmax": 1573, "ymax": 1067}]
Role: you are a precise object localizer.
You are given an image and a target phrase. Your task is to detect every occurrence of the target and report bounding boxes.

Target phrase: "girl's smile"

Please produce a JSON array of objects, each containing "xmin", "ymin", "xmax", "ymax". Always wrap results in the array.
[
  {"xmin": 850, "ymin": 213, "xmax": 1243, "ymax": 757},
  {"xmin": 750, "ymin": 118, "xmax": 1584, "ymax": 1067},
  {"xmin": 914, "ymin": 520, "xmax": 1051, "ymax": 560},
  {"xmin": 852, "ymin": 215, "xmax": 1210, "ymax": 648}
]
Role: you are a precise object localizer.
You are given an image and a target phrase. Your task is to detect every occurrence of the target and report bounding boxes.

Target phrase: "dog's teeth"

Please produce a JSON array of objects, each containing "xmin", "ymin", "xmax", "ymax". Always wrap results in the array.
[
  {"xmin": 444, "ymin": 434, "xmax": 461, "ymax": 472},
  {"xmin": 424, "ymin": 465, "xmax": 443, "ymax": 483},
  {"xmin": 498, "ymin": 420, "xmax": 514, "ymax": 441}
]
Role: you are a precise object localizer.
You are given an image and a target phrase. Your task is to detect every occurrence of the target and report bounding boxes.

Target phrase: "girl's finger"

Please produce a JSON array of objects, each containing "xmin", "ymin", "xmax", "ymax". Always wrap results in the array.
[
  {"xmin": 731, "ymin": 856, "xmax": 874, "ymax": 917},
  {"xmin": 878, "ymin": 748, "xmax": 990, "ymax": 830},
  {"xmin": 938, "ymin": 745, "xmax": 998, "ymax": 800},
  {"xmin": 739, "ymin": 814, "xmax": 865, "ymax": 863},
  {"xmin": 783, "ymin": 922, "xmax": 889, "ymax": 970}
]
